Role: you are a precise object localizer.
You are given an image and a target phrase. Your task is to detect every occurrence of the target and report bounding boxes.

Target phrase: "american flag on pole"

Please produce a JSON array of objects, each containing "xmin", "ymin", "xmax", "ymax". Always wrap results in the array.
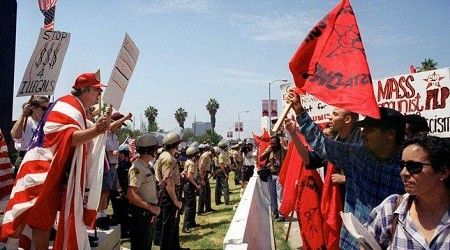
[
  {"xmin": 1, "ymin": 95, "xmax": 105, "ymax": 249},
  {"xmin": 38, "ymin": 0, "xmax": 57, "ymax": 30},
  {"xmin": 121, "ymin": 136, "xmax": 136, "ymax": 161}
]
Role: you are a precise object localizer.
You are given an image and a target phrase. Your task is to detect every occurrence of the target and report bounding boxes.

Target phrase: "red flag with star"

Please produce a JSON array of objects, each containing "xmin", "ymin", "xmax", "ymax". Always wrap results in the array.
[{"xmin": 289, "ymin": 0, "xmax": 380, "ymax": 119}]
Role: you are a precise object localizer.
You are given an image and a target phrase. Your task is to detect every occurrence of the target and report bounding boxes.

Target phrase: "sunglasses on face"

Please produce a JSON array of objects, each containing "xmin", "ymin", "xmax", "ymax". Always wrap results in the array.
[{"xmin": 399, "ymin": 160, "xmax": 432, "ymax": 174}]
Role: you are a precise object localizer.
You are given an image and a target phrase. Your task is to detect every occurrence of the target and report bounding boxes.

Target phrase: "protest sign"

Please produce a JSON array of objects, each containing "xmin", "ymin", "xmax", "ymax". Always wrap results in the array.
[
  {"xmin": 280, "ymin": 82, "xmax": 334, "ymax": 124},
  {"xmin": 374, "ymin": 67, "xmax": 450, "ymax": 137},
  {"xmin": 103, "ymin": 33, "xmax": 140, "ymax": 109},
  {"xmin": 17, "ymin": 28, "xmax": 70, "ymax": 97}
]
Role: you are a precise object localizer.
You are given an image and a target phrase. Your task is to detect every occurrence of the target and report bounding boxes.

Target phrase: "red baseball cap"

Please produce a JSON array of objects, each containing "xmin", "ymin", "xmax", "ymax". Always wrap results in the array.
[{"xmin": 72, "ymin": 70, "xmax": 106, "ymax": 90}]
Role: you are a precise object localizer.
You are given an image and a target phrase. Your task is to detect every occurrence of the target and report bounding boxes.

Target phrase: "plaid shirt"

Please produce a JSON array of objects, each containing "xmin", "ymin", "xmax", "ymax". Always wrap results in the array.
[
  {"xmin": 297, "ymin": 112, "xmax": 405, "ymax": 250},
  {"xmin": 366, "ymin": 194, "xmax": 450, "ymax": 249}
]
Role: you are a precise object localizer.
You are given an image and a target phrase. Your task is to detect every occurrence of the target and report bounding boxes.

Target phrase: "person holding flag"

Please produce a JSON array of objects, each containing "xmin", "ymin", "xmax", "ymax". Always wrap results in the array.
[
  {"xmin": 285, "ymin": 91, "xmax": 405, "ymax": 250},
  {"xmin": 1, "ymin": 70, "xmax": 109, "ymax": 250}
]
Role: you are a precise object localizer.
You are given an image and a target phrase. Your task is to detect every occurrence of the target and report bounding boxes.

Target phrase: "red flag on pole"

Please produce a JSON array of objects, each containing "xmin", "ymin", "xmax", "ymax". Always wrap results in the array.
[
  {"xmin": 289, "ymin": 0, "xmax": 380, "ymax": 119},
  {"xmin": 252, "ymin": 129, "xmax": 271, "ymax": 169}
]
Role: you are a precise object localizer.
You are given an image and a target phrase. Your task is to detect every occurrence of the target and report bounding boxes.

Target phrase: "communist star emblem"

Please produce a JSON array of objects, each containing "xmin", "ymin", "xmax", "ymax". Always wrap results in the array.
[
  {"xmin": 327, "ymin": 23, "xmax": 365, "ymax": 57},
  {"xmin": 424, "ymin": 71, "xmax": 444, "ymax": 89}
]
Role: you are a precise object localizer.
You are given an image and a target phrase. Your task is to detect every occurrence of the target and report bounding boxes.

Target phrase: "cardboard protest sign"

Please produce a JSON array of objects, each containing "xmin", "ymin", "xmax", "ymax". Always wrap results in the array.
[
  {"xmin": 374, "ymin": 67, "xmax": 450, "ymax": 137},
  {"xmin": 103, "ymin": 33, "xmax": 140, "ymax": 109},
  {"xmin": 17, "ymin": 28, "xmax": 70, "ymax": 97},
  {"xmin": 280, "ymin": 82, "xmax": 334, "ymax": 124}
]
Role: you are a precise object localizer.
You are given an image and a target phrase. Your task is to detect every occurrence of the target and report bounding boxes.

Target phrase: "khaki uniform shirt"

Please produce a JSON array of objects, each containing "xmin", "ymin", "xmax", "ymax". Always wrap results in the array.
[
  {"xmin": 128, "ymin": 158, "xmax": 158, "ymax": 204},
  {"xmin": 184, "ymin": 159, "xmax": 197, "ymax": 178},
  {"xmin": 156, "ymin": 151, "xmax": 181, "ymax": 185},
  {"xmin": 218, "ymin": 152, "xmax": 230, "ymax": 167},
  {"xmin": 199, "ymin": 152, "xmax": 212, "ymax": 173}
]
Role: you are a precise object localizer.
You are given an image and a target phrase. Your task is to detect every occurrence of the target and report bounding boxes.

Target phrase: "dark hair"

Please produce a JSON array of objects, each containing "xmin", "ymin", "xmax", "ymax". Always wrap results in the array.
[
  {"xmin": 405, "ymin": 114, "xmax": 430, "ymax": 135},
  {"xmin": 270, "ymin": 135, "xmax": 281, "ymax": 143},
  {"xmin": 136, "ymin": 145, "xmax": 157, "ymax": 156},
  {"xmin": 31, "ymin": 96, "xmax": 50, "ymax": 106},
  {"xmin": 402, "ymin": 134, "xmax": 450, "ymax": 189}
]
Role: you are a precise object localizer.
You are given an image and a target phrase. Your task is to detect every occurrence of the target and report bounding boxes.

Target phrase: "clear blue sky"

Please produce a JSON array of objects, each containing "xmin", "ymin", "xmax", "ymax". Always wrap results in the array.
[{"xmin": 13, "ymin": 0, "xmax": 450, "ymax": 139}]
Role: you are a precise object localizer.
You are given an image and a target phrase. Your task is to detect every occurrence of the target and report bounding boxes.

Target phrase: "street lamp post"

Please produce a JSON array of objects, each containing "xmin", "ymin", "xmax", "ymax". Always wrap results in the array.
[
  {"xmin": 237, "ymin": 110, "xmax": 250, "ymax": 141},
  {"xmin": 268, "ymin": 79, "xmax": 288, "ymax": 131}
]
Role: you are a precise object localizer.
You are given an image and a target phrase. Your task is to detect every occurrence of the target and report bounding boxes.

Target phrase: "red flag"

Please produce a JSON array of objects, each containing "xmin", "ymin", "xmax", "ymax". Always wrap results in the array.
[
  {"xmin": 279, "ymin": 139, "xmax": 304, "ymax": 216},
  {"xmin": 289, "ymin": 0, "xmax": 380, "ymax": 119},
  {"xmin": 321, "ymin": 163, "xmax": 343, "ymax": 250},
  {"xmin": 296, "ymin": 162, "xmax": 325, "ymax": 250},
  {"xmin": 252, "ymin": 129, "xmax": 271, "ymax": 169}
]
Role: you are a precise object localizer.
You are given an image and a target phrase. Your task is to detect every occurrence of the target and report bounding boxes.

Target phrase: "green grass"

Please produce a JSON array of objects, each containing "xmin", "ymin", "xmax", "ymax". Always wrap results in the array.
[{"xmin": 119, "ymin": 172, "xmax": 292, "ymax": 249}]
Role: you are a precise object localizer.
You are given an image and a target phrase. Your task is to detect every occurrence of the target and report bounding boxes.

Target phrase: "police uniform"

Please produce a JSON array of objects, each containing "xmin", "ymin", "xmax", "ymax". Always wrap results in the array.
[
  {"xmin": 157, "ymin": 150, "xmax": 183, "ymax": 250},
  {"xmin": 215, "ymin": 150, "xmax": 230, "ymax": 205},
  {"xmin": 182, "ymin": 157, "xmax": 198, "ymax": 232},
  {"xmin": 128, "ymin": 158, "xmax": 158, "ymax": 249},
  {"xmin": 197, "ymin": 151, "xmax": 212, "ymax": 214}
]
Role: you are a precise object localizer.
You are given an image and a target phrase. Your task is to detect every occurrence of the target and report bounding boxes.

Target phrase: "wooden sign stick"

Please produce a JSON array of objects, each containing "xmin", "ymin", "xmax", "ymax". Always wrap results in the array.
[{"xmin": 271, "ymin": 102, "xmax": 292, "ymax": 133}]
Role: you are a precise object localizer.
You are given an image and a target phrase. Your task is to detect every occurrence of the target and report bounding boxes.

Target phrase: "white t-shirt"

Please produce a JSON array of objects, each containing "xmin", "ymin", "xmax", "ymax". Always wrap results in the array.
[{"xmin": 14, "ymin": 118, "xmax": 39, "ymax": 151}]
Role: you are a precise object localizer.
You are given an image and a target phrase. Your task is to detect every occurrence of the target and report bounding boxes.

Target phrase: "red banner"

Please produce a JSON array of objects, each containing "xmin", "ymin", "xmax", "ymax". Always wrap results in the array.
[{"xmin": 289, "ymin": 0, "xmax": 380, "ymax": 119}]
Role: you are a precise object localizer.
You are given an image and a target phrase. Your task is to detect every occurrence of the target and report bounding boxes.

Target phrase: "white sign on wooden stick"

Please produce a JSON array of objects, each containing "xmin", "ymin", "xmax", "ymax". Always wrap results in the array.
[
  {"xmin": 104, "ymin": 33, "xmax": 140, "ymax": 109},
  {"xmin": 17, "ymin": 28, "xmax": 71, "ymax": 97}
]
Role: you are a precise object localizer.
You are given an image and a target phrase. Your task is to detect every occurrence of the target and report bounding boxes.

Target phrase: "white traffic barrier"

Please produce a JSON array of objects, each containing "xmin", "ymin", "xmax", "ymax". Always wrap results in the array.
[{"xmin": 223, "ymin": 174, "xmax": 274, "ymax": 250}]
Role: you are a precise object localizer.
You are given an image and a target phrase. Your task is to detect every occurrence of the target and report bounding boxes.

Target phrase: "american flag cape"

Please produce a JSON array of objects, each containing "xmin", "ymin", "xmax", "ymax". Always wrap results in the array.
[
  {"xmin": 1, "ymin": 95, "xmax": 105, "ymax": 249},
  {"xmin": 0, "ymin": 130, "xmax": 14, "ymax": 202},
  {"xmin": 38, "ymin": 0, "xmax": 57, "ymax": 30}
]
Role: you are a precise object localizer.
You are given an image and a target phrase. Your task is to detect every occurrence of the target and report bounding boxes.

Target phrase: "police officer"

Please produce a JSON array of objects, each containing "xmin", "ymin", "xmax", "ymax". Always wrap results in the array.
[
  {"xmin": 197, "ymin": 145, "xmax": 216, "ymax": 214},
  {"xmin": 155, "ymin": 131, "xmax": 189, "ymax": 250},
  {"xmin": 182, "ymin": 146, "xmax": 201, "ymax": 233},
  {"xmin": 127, "ymin": 134, "xmax": 160, "ymax": 250},
  {"xmin": 215, "ymin": 141, "xmax": 231, "ymax": 205}
]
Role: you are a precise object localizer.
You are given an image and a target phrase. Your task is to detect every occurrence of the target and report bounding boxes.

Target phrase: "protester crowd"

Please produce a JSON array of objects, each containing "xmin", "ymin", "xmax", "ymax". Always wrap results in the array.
[{"xmin": 0, "ymin": 71, "xmax": 448, "ymax": 250}]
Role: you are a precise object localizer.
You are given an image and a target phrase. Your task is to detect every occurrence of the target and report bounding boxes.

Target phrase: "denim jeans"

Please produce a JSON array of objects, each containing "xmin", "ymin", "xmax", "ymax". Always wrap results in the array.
[{"xmin": 268, "ymin": 174, "xmax": 283, "ymax": 216}]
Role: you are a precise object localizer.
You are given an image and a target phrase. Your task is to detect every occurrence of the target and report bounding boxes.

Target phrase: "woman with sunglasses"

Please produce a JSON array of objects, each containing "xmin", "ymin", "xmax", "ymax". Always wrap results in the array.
[
  {"xmin": 10, "ymin": 96, "xmax": 49, "ymax": 178},
  {"xmin": 366, "ymin": 135, "xmax": 450, "ymax": 249}
]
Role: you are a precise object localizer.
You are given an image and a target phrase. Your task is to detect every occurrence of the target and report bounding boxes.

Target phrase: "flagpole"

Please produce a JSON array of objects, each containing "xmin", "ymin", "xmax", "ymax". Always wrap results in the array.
[{"xmin": 285, "ymin": 180, "xmax": 299, "ymax": 242}]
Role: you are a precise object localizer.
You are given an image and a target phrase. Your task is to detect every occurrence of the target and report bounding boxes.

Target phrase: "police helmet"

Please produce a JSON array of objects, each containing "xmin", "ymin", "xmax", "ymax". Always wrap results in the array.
[
  {"xmin": 163, "ymin": 131, "xmax": 181, "ymax": 146},
  {"xmin": 213, "ymin": 146, "xmax": 223, "ymax": 155},
  {"xmin": 186, "ymin": 146, "xmax": 199, "ymax": 156},
  {"xmin": 217, "ymin": 140, "xmax": 228, "ymax": 149},
  {"xmin": 136, "ymin": 134, "xmax": 158, "ymax": 154}
]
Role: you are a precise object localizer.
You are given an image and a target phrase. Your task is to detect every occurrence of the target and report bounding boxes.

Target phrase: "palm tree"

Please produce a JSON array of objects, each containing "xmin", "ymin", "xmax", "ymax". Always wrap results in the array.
[
  {"xmin": 206, "ymin": 98, "xmax": 220, "ymax": 132},
  {"xmin": 144, "ymin": 106, "xmax": 158, "ymax": 132},
  {"xmin": 417, "ymin": 58, "xmax": 438, "ymax": 72},
  {"xmin": 174, "ymin": 107, "xmax": 188, "ymax": 128}
]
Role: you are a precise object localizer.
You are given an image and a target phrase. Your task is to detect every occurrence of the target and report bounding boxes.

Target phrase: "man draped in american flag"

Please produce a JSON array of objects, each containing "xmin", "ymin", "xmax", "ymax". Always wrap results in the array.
[{"xmin": 1, "ymin": 70, "xmax": 109, "ymax": 250}]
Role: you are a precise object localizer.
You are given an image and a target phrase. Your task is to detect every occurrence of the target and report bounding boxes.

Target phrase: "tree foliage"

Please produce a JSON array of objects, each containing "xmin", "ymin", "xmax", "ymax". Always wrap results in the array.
[
  {"xmin": 206, "ymin": 98, "xmax": 220, "ymax": 131},
  {"xmin": 417, "ymin": 58, "xmax": 438, "ymax": 72}
]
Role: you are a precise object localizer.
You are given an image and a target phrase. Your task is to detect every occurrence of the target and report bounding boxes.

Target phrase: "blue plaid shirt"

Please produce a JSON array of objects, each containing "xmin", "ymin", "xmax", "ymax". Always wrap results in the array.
[
  {"xmin": 366, "ymin": 194, "xmax": 450, "ymax": 249},
  {"xmin": 297, "ymin": 112, "xmax": 405, "ymax": 250}
]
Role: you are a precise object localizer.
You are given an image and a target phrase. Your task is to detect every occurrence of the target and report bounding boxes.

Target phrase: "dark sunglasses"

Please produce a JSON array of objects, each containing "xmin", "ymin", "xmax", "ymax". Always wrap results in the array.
[{"xmin": 399, "ymin": 160, "xmax": 432, "ymax": 174}]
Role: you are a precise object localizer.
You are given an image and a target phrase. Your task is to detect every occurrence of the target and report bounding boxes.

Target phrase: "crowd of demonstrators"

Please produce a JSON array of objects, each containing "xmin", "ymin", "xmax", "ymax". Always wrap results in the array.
[
  {"xmin": 286, "ymin": 90, "xmax": 406, "ymax": 250},
  {"xmin": 2, "ymin": 71, "xmax": 110, "ymax": 249},
  {"xmin": 97, "ymin": 111, "xmax": 132, "ymax": 230},
  {"xmin": 366, "ymin": 134, "xmax": 450, "ymax": 249},
  {"xmin": 10, "ymin": 96, "xmax": 49, "ymax": 179},
  {"xmin": 260, "ymin": 134, "xmax": 288, "ymax": 222}
]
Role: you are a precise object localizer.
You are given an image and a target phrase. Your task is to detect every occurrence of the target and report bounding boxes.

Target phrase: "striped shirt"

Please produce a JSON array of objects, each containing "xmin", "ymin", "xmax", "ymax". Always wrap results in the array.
[
  {"xmin": 297, "ymin": 112, "xmax": 405, "ymax": 250},
  {"xmin": 366, "ymin": 194, "xmax": 450, "ymax": 249}
]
